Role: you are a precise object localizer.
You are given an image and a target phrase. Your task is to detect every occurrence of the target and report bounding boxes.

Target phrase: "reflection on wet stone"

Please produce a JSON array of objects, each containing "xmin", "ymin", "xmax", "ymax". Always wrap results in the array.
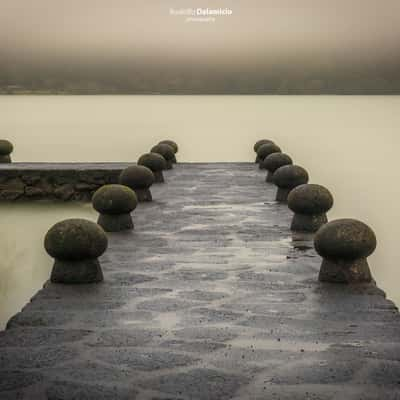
[{"xmin": 0, "ymin": 163, "xmax": 399, "ymax": 399}]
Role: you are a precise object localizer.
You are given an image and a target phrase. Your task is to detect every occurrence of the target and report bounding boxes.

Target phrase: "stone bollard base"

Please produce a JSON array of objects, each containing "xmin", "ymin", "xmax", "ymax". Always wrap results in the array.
[
  {"xmin": 275, "ymin": 187, "xmax": 291, "ymax": 202},
  {"xmin": 98, "ymin": 213, "xmax": 133, "ymax": 232},
  {"xmin": 153, "ymin": 171, "xmax": 165, "ymax": 183},
  {"xmin": 50, "ymin": 258, "xmax": 104, "ymax": 284},
  {"xmin": 172, "ymin": 154, "xmax": 177, "ymax": 164},
  {"xmin": 259, "ymin": 162, "xmax": 266, "ymax": 170},
  {"xmin": 291, "ymin": 213, "xmax": 328, "ymax": 233},
  {"xmin": 135, "ymin": 188, "xmax": 153, "ymax": 202},
  {"xmin": 318, "ymin": 258, "xmax": 372, "ymax": 283},
  {"xmin": 0, "ymin": 155, "xmax": 11, "ymax": 163},
  {"xmin": 265, "ymin": 171, "xmax": 274, "ymax": 183},
  {"xmin": 255, "ymin": 155, "xmax": 261, "ymax": 163}
]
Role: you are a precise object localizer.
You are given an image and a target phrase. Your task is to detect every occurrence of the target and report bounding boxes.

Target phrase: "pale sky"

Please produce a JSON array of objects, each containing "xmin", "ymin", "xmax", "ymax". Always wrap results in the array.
[{"xmin": 1, "ymin": 0, "xmax": 400, "ymax": 70}]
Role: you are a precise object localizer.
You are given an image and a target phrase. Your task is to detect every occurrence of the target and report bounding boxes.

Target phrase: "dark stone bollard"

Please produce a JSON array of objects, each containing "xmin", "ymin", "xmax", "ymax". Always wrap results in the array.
[
  {"xmin": 272, "ymin": 165, "xmax": 309, "ymax": 202},
  {"xmin": 314, "ymin": 219, "xmax": 377, "ymax": 283},
  {"xmin": 0, "ymin": 140, "xmax": 13, "ymax": 163},
  {"xmin": 119, "ymin": 165, "xmax": 155, "ymax": 202},
  {"xmin": 253, "ymin": 139, "xmax": 274, "ymax": 163},
  {"xmin": 256, "ymin": 143, "xmax": 281, "ymax": 169},
  {"xmin": 138, "ymin": 153, "xmax": 167, "ymax": 183},
  {"xmin": 44, "ymin": 219, "xmax": 108, "ymax": 284},
  {"xmin": 263, "ymin": 153, "xmax": 293, "ymax": 182},
  {"xmin": 92, "ymin": 184, "xmax": 138, "ymax": 232},
  {"xmin": 159, "ymin": 140, "xmax": 178, "ymax": 163},
  {"xmin": 151, "ymin": 144, "xmax": 175, "ymax": 169},
  {"xmin": 288, "ymin": 184, "xmax": 333, "ymax": 232}
]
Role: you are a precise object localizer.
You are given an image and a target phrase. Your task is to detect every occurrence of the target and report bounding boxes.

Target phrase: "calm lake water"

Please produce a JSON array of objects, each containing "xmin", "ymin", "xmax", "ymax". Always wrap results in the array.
[{"xmin": 1, "ymin": 95, "xmax": 400, "ymax": 327}]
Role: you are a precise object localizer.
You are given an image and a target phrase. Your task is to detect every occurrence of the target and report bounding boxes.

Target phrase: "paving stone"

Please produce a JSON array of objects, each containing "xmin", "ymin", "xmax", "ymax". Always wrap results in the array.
[
  {"xmin": 136, "ymin": 298, "xmax": 198, "ymax": 312},
  {"xmin": 85, "ymin": 328, "xmax": 163, "ymax": 347},
  {"xmin": 0, "ymin": 163, "xmax": 399, "ymax": 399},
  {"xmin": 160, "ymin": 339, "xmax": 227, "ymax": 353},
  {"xmin": 0, "ymin": 371, "xmax": 43, "ymax": 392},
  {"xmin": 48, "ymin": 360, "xmax": 134, "ymax": 383},
  {"xmin": 0, "ymin": 346, "xmax": 78, "ymax": 369},
  {"xmin": 0, "ymin": 328, "xmax": 91, "ymax": 347},
  {"xmin": 179, "ymin": 290, "xmax": 228, "ymax": 302},
  {"xmin": 95, "ymin": 349, "xmax": 198, "ymax": 371},
  {"xmin": 142, "ymin": 368, "xmax": 249, "ymax": 400},
  {"xmin": 174, "ymin": 326, "xmax": 240, "ymax": 342},
  {"xmin": 45, "ymin": 380, "xmax": 137, "ymax": 400}
]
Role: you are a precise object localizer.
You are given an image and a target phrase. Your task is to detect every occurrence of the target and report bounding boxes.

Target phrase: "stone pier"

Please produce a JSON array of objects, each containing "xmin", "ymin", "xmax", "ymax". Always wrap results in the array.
[{"xmin": 0, "ymin": 163, "xmax": 399, "ymax": 399}]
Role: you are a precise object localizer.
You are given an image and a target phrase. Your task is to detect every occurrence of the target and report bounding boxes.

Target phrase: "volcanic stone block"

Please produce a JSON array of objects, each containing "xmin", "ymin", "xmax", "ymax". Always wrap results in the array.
[
  {"xmin": 263, "ymin": 152, "xmax": 293, "ymax": 182},
  {"xmin": 273, "ymin": 165, "xmax": 309, "ymax": 202},
  {"xmin": 119, "ymin": 165, "xmax": 155, "ymax": 202},
  {"xmin": 45, "ymin": 219, "xmax": 108, "ymax": 284},
  {"xmin": 138, "ymin": 153, "xmax": 167, "ymax": 183},
  {"xmin": 0, "ymin": 139, "xmax": 13, "ymax": 163},
  {"xmin": 92, "ymin": 184, "xmax": 138, "ymax": 232},
  {"xmin": 288, "ymin": 184, "xmax": 333, "ymax": 232},
  {"xmin": 256, "ymin": 143, "xmax": 282, "ymax": 168},
  {"xmin": 54, "ymin": 184, "xmax": 75, "ymax": 201},
  {"xmin": 314, "ymin": 218, "xmax": 377, "ymax": 283},
  {"xmin": 0, "ymin": 177, "xmax": 25, "ymax": 200},
  {"xmin": 151, "ymin": 143, "xmax": 175, "ymax": 169}
]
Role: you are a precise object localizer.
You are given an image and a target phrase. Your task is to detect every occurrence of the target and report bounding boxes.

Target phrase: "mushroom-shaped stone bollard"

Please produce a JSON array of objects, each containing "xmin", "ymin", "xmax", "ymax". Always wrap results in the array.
[
  {"xmin": 253, "ymin": 139, "xmax": 274, "ymax": 163},
  {"xmin": 314, "ymin": 219, "xmax": 377, "ymax": 283},
  {"xmin": 119, "ymin": 165, "xmax": 155, "ymax": 202},
  {"xmin": 263, "ymin": 153, "xmax": 293, "ymax": 183},
  {"xmin": 256, "ymin": 143, "xmax": 281, "ymax": 169},
  {"xmin": 138, "ymin": 153, "xmax": 167, "ymax": 183},
  {"xmin": 92, "ymin": 184, "xmax": 138, "ymax": 232},
  {"xmin": 288, "ymin": 184, "xmax": 333, "ymax": 232},
  {"xmin": 159, "ymin": 140, "xmax": 178, "ymax": 163},
  {"xmin": 0, "ymin": 139, "xmax": 13, "ymax": 163},
  {"xmin": 273, "ymin": 165, "xmax": 309, "ymax": 202},
  {"xmin": 44, "ymin": 218, "xmax": 108, "ymax": 284},
  {"xmin": 151, "ymin": 144, "xmax": 175, "ymax": 169}
]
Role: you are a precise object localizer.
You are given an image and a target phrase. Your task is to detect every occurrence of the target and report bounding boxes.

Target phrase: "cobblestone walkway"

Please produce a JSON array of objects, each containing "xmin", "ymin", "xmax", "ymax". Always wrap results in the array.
[{"xmin": 1, "ymin": 163, "xmax": 399, "ymax": 399}]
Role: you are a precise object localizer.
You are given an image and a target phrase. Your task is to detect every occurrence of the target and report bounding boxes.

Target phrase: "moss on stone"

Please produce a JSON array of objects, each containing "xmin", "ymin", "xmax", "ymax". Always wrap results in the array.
[
  {"xmin": 256, "ymin": 144, "xmax": 281, "ymax": 168},
  {"xmin": 273, "ymin": 165, "xmax": 309, "ymax": 189},
  {"xmin": 151, "ymin": 144, "xmax": 175, "ymax": 161},
  {"xmin": 138, "ymin": 153, "xmax": 167, "ymax": 172},
  {"xmin": 92, "ymin": 184, "xmax": 138, "ymax": 215},
  {"xmin": 253, "ymin": 139, "xmax": 274, "ymax": 152},
  {"xmin": 45, "ymin": 218, "xmax": 108, "ymax": 261},
  {"xmin": 119, "ymin": 166, "xmax": 155, "ymax": 189},
  {"xmin": 314, "ymin": 218, "xmax": 377, "ymax": 260},
  {"xmin": 288, "ymin": 184, "xmax": 333, "ymax": 215},
  {"xmin": 159, "ymin": 140, "xmax": 178, "ymax": 153}
]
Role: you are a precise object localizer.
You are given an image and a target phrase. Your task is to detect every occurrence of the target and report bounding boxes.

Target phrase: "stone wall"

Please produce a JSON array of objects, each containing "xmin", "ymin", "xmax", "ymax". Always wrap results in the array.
[{"xmin": 0, "ymin": 165, "xmax": 127, "ymax": 201}]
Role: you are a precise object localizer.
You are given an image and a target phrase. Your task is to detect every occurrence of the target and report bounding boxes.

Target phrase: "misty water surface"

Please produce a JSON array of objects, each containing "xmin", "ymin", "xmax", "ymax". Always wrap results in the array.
[
  {"xmin": 0, "ymin": 203, "xmax": 96, "ymax": 328},
  {"xmin": 0, "ymin": 95, "xmax": 399, "ymax": 328}
]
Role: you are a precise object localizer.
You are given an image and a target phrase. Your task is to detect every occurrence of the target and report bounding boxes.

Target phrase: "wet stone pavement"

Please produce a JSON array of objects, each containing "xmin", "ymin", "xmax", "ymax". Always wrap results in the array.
[{"xmin": 1, "ymin": 163, "xmax": 400, "ymax": 400}]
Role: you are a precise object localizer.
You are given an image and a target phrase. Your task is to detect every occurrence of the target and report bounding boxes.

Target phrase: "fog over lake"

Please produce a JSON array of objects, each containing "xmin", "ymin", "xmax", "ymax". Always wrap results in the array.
[
  {"xmin": 0, "ymin": 95, "xmax": 399, "ymax": 327},
  {"xmin": 1, "ymin": 0, "xmax": 400, "ymax": 93}
]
